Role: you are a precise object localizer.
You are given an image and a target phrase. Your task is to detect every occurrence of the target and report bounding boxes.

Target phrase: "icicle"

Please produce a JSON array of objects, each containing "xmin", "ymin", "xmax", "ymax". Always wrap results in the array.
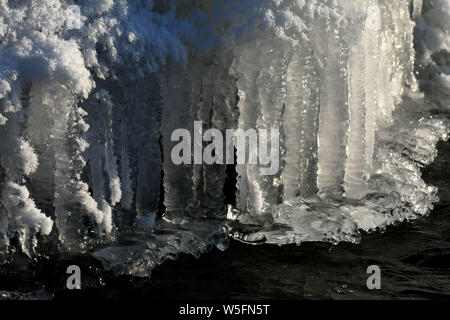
[
  {"xmin": 161, "ymin": 64, "xmax": 195, "ymax": 221},
  {"xmin": 103, "ymin": 94, "xmax": 122, "ymax": 207},
  {"xmin": 254, "ymin": 39, "xmax": 287, "ymax": 212},
  {"xmin": 316, "ymin": 27, "xmax": 350, "ymax": 198},
  {"xmin": 188, "ymin": 56, "xmax": 212, "ymax": 213},
  {"xmin": 344, "ymin": 10, "xmax": 367, "ymax": 199},
  {"xmin": 184, "ymin": 53, "xmax": 238, "ymax": 214},
  {"xmin": 202, "ymin": 56, "xmax": 231, "ymax": 212},
  {"xmin": 128, "ymin": 76, "xmax": 163, "ymax": 218},
  {"xmin": 230, "ymin": 45, "xmax": 263, "ymax": 215},
  {"xmin": 363, "ymin": 0, "xmax": 381, "ymax": 179},
  {"xmin": 208, "ymin": 53, "xmax": 239, "ymax": 212},
  {"xmin": 0, "ymin": 79, "xmax": 52, "ymax": 255},
  {"xmin": 282, "ymin": 44, "xmax": 320, "ymax": 201},
  {"xmin": 119, "ymin": 116, "xmax": 133, "ymax": 211}
]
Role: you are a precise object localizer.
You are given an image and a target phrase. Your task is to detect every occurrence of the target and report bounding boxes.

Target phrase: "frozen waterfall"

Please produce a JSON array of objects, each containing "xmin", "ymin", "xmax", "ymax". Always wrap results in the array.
[{"xmin": 0, "ymin": 0, "xmax": 449, "ymax": 275}]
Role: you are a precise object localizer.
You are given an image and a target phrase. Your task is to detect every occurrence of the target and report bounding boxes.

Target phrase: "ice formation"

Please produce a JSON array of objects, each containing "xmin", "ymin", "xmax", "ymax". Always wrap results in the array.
[{"xmin": 0, "ymin": 0, "xmax": 449, "ymax": 275}]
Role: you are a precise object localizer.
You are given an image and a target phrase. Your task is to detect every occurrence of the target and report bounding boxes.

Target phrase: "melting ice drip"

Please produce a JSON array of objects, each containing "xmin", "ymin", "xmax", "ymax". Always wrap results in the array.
[{"xmin": 0, "ymin": 0, "xmax": 449, "ymax": 275}]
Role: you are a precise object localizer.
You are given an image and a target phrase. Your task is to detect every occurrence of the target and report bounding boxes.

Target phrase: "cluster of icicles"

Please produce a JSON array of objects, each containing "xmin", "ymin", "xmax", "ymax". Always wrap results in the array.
[{"xmin": 0, "ymin": 0, "xmax": 449, "ymax": 275}]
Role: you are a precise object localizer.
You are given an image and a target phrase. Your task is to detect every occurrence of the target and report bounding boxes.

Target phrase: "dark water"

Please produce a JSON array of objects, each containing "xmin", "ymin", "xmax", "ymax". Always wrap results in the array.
[{"xmin": 1, "ymin": 142, "xmax": 450, "ymax": 300}]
